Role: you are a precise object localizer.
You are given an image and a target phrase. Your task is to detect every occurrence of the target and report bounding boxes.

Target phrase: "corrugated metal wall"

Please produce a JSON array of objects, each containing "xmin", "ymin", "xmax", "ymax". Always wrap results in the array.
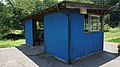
[
  {"xmin": 25, "ymin": 19, "xmax": 33, "ymax": 46},
  {"xmin": 70, "ymin": 10, "xmax": 85, "ymax": 60},
  {"xmin": 84, "ymin": 33, "xmax": 104, "ymax": 55},
  {"xmin": 70, "ymin": 10, "xmax": 104, "ymax": 60},
  {"xmin": 44, "ymin": 12, "xmax": 69, "ymax": 61},
  {"xmin": 43, "ymin": 10, "xmax": 103, "ymax": 62}
]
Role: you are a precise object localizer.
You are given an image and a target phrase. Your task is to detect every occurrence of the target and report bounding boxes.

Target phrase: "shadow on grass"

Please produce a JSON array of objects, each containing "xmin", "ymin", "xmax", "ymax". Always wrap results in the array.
[{"xmin": 15, "ymin": 45, "xmax": 119, "ymax": 67}]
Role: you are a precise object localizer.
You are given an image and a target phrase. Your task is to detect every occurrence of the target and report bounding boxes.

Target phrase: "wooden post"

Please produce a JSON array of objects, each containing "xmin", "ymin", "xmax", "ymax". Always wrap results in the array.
[{"xmin": 100, "ymin": 15, "xmax": 104, "ymax": 31}]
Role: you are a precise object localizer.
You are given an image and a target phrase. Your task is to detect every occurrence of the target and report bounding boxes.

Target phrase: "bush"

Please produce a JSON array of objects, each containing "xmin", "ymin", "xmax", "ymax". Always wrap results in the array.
[
  {"xmin": 104, "ymin": 24, "xmax": 120, "ymax": 33},
  {"xmin": 109, "ymin": 27, "xmax": 120, "ymax": 33},
  {"xmin": 2, "ymin": 34, "xmax": 25, "ymax": 40},
  {"xmin": 118, "ymin": 24, "xmax": 120, "ymax": 29},
  {"xmin": 104, "ymin": 24, "xmax": 110, "ymax": 32}
]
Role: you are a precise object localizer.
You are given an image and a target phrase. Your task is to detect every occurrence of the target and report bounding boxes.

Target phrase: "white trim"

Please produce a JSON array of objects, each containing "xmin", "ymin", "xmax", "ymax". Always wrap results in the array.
[
  {"xmin": 90, "ymin": 14, "xmax": 101, "ymax": 17},
  {"xmin": 88, "ymin": 14, "xmax": 101, "ymax": 32},
  {"xmin": 88, "ymin": 14, "xmax": 91, "ymax": 32}
]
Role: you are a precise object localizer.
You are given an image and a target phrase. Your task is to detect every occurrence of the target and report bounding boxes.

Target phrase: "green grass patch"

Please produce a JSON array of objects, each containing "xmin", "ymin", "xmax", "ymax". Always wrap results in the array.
[
  {"xmin": 104, "ymin": 31, "xmax": 120, "ymax": 41},
  {"xmin": 104, "ymin": 27, "xmax": 120, "ymax": 42},
  {"xmin": 0, "ymin": 39, "xmax": 25, "ymax": 48},
  {"xmin": 108, "ymin": 38, "xmax": 120, "ymax": 43},
  {"xmin": 104, "ymin": 27, "xmax": 120, "ymax": 43}
]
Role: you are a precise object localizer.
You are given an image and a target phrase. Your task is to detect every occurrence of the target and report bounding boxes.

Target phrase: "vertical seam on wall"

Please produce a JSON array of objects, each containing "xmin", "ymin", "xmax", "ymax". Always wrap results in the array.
[
  {"xmin": 68, "ymin": 13, "xmax": 71, "ymax": 64},
  {"xmin": 61, "ymin": 11, "xmax": 72, "ymax": 64},
  {"xmin": 56, "ymin": 6, "xmax": 72, "ymax": 64}
]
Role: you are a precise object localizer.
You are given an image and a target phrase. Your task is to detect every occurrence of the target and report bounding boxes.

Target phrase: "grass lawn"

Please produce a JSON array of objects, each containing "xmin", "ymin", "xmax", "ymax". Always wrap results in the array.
[
  {"xmin": 104, "ymin": 31, "xmax": 120, "ymax": 43},
  {"xmin": 108, "ymin": 38, "xmax": 120, "ymax": 43},
  {"xmin": 104, "ymin": 32, "xmax": 120, "ymax": 41},
  {"xmin": 0, "ymin": 39, "xmax": 25, "ymax": 48}
]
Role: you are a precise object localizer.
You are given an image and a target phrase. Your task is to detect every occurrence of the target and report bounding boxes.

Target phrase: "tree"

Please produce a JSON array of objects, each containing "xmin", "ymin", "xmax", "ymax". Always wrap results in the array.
[
  {"xmin": 0, "ymin": 0, "xmax": 24, "ymax": 36},
  {"xmin": 0, "ymin": 0, "xmax": 58, "ymax": 36},
  {"xmin": 105, "ymin": 0, "xmax": 120, "ymax": 28},
  {"xmin": 0, "ymin": 2, "xmax": 14, "ymax": 36},
  {"xmin": 92, "ymin": 0, "xmax": 120, "ymax": 28},
  {"xmin": 33, "ymin": 0, "xmax": 58, "ymax": 13}
]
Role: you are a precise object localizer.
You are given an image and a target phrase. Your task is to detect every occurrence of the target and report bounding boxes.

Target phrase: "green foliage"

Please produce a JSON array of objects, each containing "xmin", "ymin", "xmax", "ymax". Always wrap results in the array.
[
  {"xmin": 14, "ymin": 0, "xmax": 58, "ymax": 16},
  {"xmin": 109, "ymin": 11, "xmax": 120, "ymax": 28},
  {"xmin": 103, "ymin": 0, "xmax": 120, "ymax": 28},
  {"xmin": 12, "ymin": 30, "xmax": 24, "ymax": 34},
  {"xmin": 0, "ymin": 2, "xmax": 14, "ymax": 36},
  {"xmin": 104, "ymin": 23, "xmax": 110, "ymax": 32},
  {"xmin": 0, "ymin": 0, "xmax": 120, "ymax": 36},
  {"xmin": 109, "ymin": 27, "xmax": 120, "ymax": 33},
  {"xmin": 104, "ymin": 23, "xmax": 120, "ymax": 33},
  {"xmin": 104, "ymin": 14, "xmax": 110, "ymax": 23},
  {"xmin": 0, "ymin": 0, "xmax": 58, "ymax": 36},
  {"xmin": 14, "ymin": 0, "xmax": 38, "ymax": 16},
  {"xmin": 93, "ymin": 0, "xmax": 120, "ymax": 28},
  {"xmin": 33, "ymin": 0, "xmax": 58, "ymax": 13}
]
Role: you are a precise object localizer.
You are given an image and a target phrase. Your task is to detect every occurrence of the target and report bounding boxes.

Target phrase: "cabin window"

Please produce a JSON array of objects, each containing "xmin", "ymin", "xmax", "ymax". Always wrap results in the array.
[
  {"xmin": 84, "ymin": 14, "xmax": 101, "ymax": 32},
  {"xmin": 84, "ymin": 14, "xmax": 89, "ymax": 32}
]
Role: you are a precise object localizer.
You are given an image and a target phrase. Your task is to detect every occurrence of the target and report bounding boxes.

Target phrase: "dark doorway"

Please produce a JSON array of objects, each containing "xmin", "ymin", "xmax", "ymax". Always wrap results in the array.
[{"xmin": 33, "ymin": 20, "xmax": 44, "ymax": 46}]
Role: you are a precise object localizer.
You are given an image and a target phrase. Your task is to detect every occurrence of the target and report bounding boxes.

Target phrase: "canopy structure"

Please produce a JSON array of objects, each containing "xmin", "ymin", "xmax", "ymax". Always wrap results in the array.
[{"xmin": 22, "ymin": 1, "xmax": 111, "ymax": 22}]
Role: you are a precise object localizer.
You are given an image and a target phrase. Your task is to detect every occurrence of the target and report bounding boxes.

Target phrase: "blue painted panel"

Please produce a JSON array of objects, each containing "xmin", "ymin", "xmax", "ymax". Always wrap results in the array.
[
  {"xmin": 70, "ymin": 10, "xmax": 103, "ymax": 60},
  {"xmin": 44, "ymin": 9, "xmax": 104, "ymax": 61},
  {"xmin": 70, "ymin": 10, "xmax": 85, "ymax": 60},
  {"xmin": 44, "ymin": 12, "xmax": 69, "ymax": 61},
  {"xmin": 25, "ymin": 19, "xmax": 33, "ymax": 46},
  {"xmin": 84, "ymin": 32, "xmax": 104, "ymax": 55}
]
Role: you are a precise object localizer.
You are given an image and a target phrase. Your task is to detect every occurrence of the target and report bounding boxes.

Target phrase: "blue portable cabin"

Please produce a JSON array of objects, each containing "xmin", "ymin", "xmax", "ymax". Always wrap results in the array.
[{"xmin": 23, "ymin": 1, "xmax": 111, "ymax": 63}]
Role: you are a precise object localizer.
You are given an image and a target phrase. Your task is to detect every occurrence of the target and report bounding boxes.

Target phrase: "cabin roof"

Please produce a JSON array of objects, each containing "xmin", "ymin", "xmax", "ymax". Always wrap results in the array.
[{"xmin": 22, "ymin": 1, "xmax": 112, "ymax": 21}]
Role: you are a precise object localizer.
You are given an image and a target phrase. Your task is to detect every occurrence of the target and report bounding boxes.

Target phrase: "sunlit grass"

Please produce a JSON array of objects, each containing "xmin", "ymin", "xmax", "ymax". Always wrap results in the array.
[
  {"xmin": 108, "ymin": 38, "xmax": 120, "ymax": 43},
  {"xmin": 104, "ymin": 31, "xmax": 120, "ymax": 41},
  {"xmin": 0, "ymin": 39, "xmax": 25, "ymax": 48},
  {"xmin": 104, "ymin": 27, "xmax": 120, "ymax": 43}
]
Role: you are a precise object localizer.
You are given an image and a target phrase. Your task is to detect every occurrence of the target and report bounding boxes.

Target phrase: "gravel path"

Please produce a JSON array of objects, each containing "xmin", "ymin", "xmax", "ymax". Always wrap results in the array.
[{"xmin": 0, "ymin": 42, "xmax": 119, "ymax": 67}]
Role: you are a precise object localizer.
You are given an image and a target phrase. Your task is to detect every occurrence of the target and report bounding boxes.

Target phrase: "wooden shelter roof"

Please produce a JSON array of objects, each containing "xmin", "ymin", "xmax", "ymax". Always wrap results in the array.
[{"xmin": 22, "ymin": 1, "xmax": 112, "ymax": 22}]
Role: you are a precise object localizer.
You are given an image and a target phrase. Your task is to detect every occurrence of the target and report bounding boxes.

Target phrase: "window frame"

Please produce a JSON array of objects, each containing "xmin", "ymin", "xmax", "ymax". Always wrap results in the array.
[{"xmin": 84, "ymin": 14, "xmax": 102, "ymax": 32}]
